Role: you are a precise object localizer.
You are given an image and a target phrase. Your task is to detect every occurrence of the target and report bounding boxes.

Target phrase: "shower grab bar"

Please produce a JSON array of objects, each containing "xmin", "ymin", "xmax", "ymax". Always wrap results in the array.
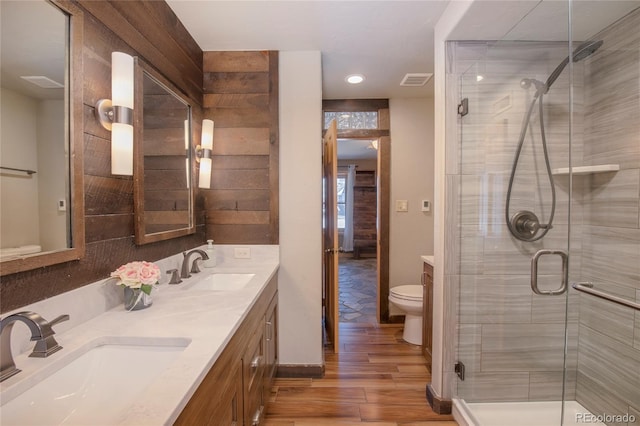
[
  {"xmin": 531, "ymin": 249, "xmax": 568, "ymax": 296},
  {"xmin": 572, "ymin": 282, "xmax": 640, "ymax": 311}
]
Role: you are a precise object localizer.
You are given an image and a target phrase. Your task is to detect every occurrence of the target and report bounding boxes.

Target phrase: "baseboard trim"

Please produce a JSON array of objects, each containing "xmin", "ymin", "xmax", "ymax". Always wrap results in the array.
[
  {"xmin": 426, "ymin": 383, "xmax": 452, "ymax": 414},
  {"xmin": 276, "ymin": 364, "xmax": 325, "ymax": 378}
]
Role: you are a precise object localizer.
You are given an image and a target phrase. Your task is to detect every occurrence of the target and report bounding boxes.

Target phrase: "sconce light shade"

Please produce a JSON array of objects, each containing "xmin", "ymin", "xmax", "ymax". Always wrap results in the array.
[
  {"xmin": 201, "ymin": 119, "xmax": 214, "ymax": 150},
  {"xmin": 199, "ymin": 157, "xmax": 212, "ymax": 189},
  {"xmin": 112, "ymin": 52, "xmax": 134, "ymax": 110},
  {"xmin": 198, "ymin": 119, "xmax": 214, "ymax": 189},
  {"xmin": 95, "ymin": 52, "xmax": 135, "ymax": 176}
]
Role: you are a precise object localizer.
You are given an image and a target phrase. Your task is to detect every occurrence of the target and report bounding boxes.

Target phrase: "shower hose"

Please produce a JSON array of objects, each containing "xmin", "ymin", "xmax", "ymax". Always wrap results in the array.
[{"xmin": 505, "ymin": 85, "xmax": 556, "ymax": 242}]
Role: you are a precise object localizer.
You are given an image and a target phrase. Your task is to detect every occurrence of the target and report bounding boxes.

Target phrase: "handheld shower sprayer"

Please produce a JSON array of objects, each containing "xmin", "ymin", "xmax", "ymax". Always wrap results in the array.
[{"xmin": 506, "ymin": 39, "xmax": 603, "ymax": 242}]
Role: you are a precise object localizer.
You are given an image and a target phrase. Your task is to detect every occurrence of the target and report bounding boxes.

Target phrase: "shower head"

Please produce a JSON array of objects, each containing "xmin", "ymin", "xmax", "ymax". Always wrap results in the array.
[
  {"xmin": 544, "ymin": 40, "xmax": 603, "ymax": 91},
  {"xmin": 573, "ymin": 39, "xmax": 604, "ymax": 61}
]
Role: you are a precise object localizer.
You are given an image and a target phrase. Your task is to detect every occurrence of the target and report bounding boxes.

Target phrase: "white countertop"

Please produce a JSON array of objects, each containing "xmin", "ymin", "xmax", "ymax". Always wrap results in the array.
[
  {"xmin": 0, "ymin": 245, "xmax": 279, "ymax": 425},
  {"xmin": 421, "ymin": 255, "xmax": 434, "ymax": 266}
]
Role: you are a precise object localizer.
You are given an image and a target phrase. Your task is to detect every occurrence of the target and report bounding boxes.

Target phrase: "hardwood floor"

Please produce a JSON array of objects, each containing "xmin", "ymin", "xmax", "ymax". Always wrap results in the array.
[{"xmin": 264, "ymin": 323, "xmax": 457, "ymax": 425}]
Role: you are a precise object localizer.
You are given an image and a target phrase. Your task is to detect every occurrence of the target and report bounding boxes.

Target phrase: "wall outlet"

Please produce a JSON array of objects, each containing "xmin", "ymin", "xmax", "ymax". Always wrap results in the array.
[
  {"xmin": 395, "ymin": 200, "xmax": 408, "ymax": 212},
  {"xmin": 234, "ymin": 247, "xmax": 251, "ymax": 259}
]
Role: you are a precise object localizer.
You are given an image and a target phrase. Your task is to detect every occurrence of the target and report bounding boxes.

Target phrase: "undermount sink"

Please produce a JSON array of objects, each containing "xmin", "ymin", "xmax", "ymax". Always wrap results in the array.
[
  {"xmin": 0, "ymin": 337, "xmax": 189, "ymax": 425},
  {"xmin": 185, "ymin": 273, "xmax": 256, "ymax": 291}
]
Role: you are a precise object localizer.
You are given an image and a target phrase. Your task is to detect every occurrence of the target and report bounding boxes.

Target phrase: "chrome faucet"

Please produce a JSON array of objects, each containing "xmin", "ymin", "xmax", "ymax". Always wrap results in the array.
[
  {"xmin": 180, "ymin": 249, "xmax": 209, "ymax": 279},
  {"xmin": 0, "ymin": 311, "xmax": 69, "ymax": 382}
]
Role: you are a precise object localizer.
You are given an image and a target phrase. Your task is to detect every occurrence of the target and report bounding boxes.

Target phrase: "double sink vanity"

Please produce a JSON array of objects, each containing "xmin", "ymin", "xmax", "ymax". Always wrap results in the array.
[{"xmin": 0, "ymin": 245, "xmax": 279, "ymax": 425}]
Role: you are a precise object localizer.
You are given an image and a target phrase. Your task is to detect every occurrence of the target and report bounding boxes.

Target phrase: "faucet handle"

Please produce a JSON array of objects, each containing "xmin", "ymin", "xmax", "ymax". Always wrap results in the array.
[
  {"xmin": 30, "ymin": 314, "xmax": 69, "ymax": 358},
  {"xmin": 167, "ymin": 269, "xmax": 182, "ymax": 284},
  {"xmin": 49, "ymin": 314, "xmax": 70, "ymax": 328},
  {"xmin": 190, "ymin": 258, "xmax": 202, "ymax": 274}
]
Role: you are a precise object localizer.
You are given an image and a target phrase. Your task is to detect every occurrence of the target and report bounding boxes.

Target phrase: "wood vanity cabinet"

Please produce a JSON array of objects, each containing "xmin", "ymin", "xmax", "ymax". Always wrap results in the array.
[
  {"xmin": 175, "ymin": 276, "xmax": 278, "ymax": 426},
  {"xmin": 422, "ymin": 262, "xmax": 433, "ymax": 368}
]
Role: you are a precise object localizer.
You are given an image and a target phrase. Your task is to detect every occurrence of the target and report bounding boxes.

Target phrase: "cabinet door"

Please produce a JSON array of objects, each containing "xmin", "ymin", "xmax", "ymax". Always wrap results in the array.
[
  {"xmin": 243, "ymin": 325, "xmax": 265, "ymax": 425},
  {"xmin": 175, "ymin": 358, "xmax": 242, "ymax": 426},
  {"xmin": 422, "ymin": 263, "xmax": 433, "ymax": 366}
]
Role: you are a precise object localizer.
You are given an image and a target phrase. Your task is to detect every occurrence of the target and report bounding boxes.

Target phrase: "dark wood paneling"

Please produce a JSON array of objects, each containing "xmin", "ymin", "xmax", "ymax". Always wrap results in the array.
[
  {"xmin": 203, "ymin": 51, "xmax": 270, "ymax": 72},
  {"xmin": 204, "ymin": 93, "xmax": 269, "ymax": 109},
  {"xmin": 78, "ymin": 0, "xmax": 202, "ymax": 103},
  {"xmin": 204, "ymin": 107, "xmax": 270, "ymax": 128},
  {"xmin": 208, "ymin": 224, "xmax": 273, "ymax": 245},
  {"xmin": 378, "ymin": 136, "xmax": 391, "ymax": 322},
  {"xmin": 212, "ymin": 155, "xmax": 269, "ymax": 170},
  {"xmin": 323, "ymin": 99, "xmax": 389, "ymax": 112},
  {"xmin": 202, "ymin": 51, "xmax": 278, "ymax": 245},
  {"xmin": 85, "ymin": 214, "xmax": 134, "ymax": 243},
  {"xmin": 84, "ymin": 175, "xmax": 133, "ymax": 216},
  {"xmin": 204, "ymin": 189, "xmax": 270, "ymax": 211},
  {"xmin": 204, "ymin": 73, "xmax": 270, "ymax": 94},
  {"xmin": 268, "ymin": 51, "xmax": 280, "ymax": 245},
  {"xmin": 1, "ymin": 0, "xmax": 204, "ymax": 313}
]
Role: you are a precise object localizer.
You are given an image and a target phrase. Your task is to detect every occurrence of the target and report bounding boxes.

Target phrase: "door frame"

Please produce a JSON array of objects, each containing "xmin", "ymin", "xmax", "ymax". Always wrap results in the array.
[{"xmin": 322, "ymin": 99, "xmax": 392, "ymax": 323}]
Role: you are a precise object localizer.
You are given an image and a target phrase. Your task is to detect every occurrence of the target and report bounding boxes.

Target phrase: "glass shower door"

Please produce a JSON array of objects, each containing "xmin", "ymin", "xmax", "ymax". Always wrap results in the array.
[{"xmin": 452, "ymin": 2, "xmax": 640, "ymax": 425}]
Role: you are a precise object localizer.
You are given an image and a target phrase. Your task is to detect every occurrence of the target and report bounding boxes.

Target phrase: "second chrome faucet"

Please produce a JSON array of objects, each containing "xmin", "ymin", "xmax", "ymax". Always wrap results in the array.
[{"xmin": 180, "ymin": 249, "xmax": 209, "ymax": 279}]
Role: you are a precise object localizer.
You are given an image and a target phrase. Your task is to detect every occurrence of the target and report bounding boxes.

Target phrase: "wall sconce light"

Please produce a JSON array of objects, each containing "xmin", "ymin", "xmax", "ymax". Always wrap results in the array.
[
  {"xmin": 197, "ymin": 119, "xmax": 214, "ymax": 189},
  {"xmin": 95, "ymin": 52, "xmax": 134, "ymax": 176}
]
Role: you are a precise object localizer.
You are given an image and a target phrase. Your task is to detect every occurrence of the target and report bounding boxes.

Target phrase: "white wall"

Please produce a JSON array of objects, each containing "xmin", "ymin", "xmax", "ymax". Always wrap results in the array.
[
  {"xmin": 389, "ymin": 97, "xmax": 434, "ymax": 310},
  {"xmin": 433, "ymin": 0, "xmax": 474, "ymax": 401},
  {"xmin": 278, "ymin": 51, "xmax": 324, "ymax": 366},
  {"xmin": 37, "ymin": 99, "xmax": 67, "ymax": 251},
  {"xmin": 0, "ymin": 88, "xmax": 40, "ymax": 248}
]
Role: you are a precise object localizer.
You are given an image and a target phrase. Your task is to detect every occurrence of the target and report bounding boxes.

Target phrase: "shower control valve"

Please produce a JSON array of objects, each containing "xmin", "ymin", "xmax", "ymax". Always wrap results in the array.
[{"xmin": 509, "ymin": 210, "xmax": 551, "ymax": 241}]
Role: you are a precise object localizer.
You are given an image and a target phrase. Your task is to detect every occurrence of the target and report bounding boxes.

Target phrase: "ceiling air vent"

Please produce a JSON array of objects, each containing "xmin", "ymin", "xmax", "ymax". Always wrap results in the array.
[
  {"xmin": 20, "ymin": 76, "xmax": 63, "ymax": 89},
  {"xmin": 400, "ymin": 73, "xmax": 433, "ymax": 87}
]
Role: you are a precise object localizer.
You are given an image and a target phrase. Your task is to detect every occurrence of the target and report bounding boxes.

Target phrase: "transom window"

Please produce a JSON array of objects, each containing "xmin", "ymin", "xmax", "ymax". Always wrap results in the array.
[{"xmin": 324, "ymin": 111, "xmax": 378, "ymax": 130}]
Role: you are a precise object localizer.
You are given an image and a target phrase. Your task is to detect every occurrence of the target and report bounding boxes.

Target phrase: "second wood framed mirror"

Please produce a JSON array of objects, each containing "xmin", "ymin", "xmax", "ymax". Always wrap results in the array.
[{"xmin": 133, "ymin": 60, "xmax": 195, "ymax": 245}]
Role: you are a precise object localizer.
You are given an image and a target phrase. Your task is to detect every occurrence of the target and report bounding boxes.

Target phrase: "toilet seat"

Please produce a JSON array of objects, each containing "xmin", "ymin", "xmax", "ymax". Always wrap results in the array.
[{"xmin": 390, "ymin": 285, "xmax": 422, "ymax": 301}]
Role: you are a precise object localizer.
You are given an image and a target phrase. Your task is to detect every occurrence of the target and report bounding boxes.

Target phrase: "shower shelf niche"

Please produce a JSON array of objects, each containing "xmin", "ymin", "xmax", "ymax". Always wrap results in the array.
[{"xmin": 551, "ymin": 164, "xmax": 620, "ymax": 176}]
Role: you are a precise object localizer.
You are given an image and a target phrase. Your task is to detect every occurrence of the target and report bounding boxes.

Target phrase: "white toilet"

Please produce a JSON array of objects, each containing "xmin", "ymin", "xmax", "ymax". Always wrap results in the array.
[{"xmin": 389, "ymin": 285, "xmax": 423, "ymax": 345}]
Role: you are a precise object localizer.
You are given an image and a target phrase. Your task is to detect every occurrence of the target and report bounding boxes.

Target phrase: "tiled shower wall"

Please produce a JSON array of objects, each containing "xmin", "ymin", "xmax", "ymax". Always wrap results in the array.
[
  {"xmin": 576, "ymin": 8, "xmax": 640, "ymax": 422},
  {"xmin": 448, "ymin": 6, "xmax": 640, "ymax": 420}
]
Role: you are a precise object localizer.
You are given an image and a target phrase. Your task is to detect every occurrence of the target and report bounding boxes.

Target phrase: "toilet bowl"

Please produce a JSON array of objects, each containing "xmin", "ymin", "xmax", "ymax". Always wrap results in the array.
[{"xmin": 389, "ymin": 285, "xmax": 423, "ymax": 345}]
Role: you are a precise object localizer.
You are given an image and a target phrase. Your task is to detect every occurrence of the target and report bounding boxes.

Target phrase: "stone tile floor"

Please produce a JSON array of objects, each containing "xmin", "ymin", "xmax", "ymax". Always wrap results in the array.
[{"xmin": 338, "ymin": 256, "xmax": 377, "ymax": 323}]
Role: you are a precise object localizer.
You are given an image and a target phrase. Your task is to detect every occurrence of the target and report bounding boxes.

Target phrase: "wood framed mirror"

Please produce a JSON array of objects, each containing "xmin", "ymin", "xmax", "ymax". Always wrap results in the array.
[
  {"xmin": 0, "ymin": 0, "xmax": 85, "ymax": 276},
  {"xmin": 133, "ymin": 60, "xmax": 195, "ymax": 245}
]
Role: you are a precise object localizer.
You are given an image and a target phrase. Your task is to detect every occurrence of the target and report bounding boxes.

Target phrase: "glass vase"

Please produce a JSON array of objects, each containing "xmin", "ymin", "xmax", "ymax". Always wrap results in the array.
[{"xmin": 123, "ymin": 287, "xmax": 152, "ymax": 311}]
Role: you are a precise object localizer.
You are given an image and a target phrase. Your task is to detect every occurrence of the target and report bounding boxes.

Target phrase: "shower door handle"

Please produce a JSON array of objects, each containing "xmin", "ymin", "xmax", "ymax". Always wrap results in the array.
[{"xmin": 530, "ymin": 249, "xmax": 568, "ymax": 296}]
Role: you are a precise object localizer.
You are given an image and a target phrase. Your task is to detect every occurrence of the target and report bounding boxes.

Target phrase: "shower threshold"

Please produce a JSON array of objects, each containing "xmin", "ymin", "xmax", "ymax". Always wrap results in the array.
[{"xmin": 453, "ymin": 399, "xmax": 606, "ymax": 426}]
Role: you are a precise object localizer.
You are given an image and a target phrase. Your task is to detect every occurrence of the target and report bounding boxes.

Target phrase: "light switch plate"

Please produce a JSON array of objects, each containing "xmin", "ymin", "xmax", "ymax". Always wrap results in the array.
[
  {"xmin": 396, "ymin": 200, "xmax": 408, "ymax": 212},
  {"xmin": 234, "ymin": 247, "xmax": 251, "ymax": 259},
  {"xmin": 422, "ymin": 200, "xmax": 431, "ymax": 212}
]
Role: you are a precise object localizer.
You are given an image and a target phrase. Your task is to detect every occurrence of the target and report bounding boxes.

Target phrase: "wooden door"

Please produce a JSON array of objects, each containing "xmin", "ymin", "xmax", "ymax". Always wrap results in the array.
[{"xmin": 323, "ymin": 120, "xmax": 339, "ymax": 353}]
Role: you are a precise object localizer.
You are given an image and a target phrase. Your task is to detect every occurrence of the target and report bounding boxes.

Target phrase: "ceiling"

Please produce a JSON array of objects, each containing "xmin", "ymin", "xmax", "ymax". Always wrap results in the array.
[{"xmin": 166, "ymin": 0, "xmax": 450, "ymax": 100}]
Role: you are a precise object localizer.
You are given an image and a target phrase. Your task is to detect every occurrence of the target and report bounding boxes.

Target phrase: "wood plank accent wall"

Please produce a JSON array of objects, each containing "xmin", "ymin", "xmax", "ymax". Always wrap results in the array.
[
  {"xmin": 1, "ymin": 0, "xmax": 205, "ymax": 313},
  {"xmin": 354, "ymin": 171, "xmax": 377, "ymax": 246},
  {"xmin": 202, "ymin": 51, "xmax": 279, "ymax": 244}
]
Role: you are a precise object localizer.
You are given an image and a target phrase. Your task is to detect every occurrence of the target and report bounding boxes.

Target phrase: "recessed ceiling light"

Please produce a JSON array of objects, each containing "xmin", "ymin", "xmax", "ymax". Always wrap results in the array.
[
  {"xmin": 476, "ymin": 75, "xmax": 484, "ymax": 82},
  {"xmin": 345, "ymin": 74, "xmax": 365, "ymax": 84}
]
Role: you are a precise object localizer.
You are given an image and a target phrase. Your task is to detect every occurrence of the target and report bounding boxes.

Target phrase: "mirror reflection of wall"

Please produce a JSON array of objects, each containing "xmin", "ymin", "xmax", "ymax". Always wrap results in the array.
[
  {"xmin": 134, "ymin": 68, "xmax": 193, "ymax": 243},
  {"xmin": 0, "ymin": 0, "xmax": 70, "ymax": 259}
]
